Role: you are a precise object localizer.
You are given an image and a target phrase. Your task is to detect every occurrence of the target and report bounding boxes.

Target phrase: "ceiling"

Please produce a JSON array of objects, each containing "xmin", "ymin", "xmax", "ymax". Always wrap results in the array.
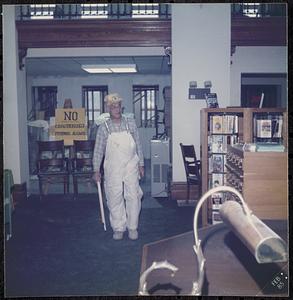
[{"xmin": 25, "ymin": 55, "xmax": 171, "ymax": 77}]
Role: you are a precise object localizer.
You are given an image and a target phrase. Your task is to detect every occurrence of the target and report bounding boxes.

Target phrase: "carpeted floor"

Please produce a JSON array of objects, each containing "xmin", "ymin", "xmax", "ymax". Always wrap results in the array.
[{"xmin": 5, "ymin": 189, "xmax": 197, "ymax": 296}]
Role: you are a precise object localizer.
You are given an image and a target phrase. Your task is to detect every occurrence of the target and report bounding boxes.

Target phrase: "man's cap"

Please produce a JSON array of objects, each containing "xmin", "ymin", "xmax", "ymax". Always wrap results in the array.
[{"xmin": 104, "ymin": 93, "xmax": 123, "ymax": 105}]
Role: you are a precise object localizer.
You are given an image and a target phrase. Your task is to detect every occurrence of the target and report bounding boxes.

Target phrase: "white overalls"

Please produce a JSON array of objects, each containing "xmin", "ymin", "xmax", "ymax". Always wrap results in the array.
[{"xmin": 104, "ymin": 118, "xmax": 143, "ymax": 232}]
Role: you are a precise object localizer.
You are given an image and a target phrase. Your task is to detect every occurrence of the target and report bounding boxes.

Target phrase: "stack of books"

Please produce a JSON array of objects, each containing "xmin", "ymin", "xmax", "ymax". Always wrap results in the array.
[{"xmin": 256, "ymin": 143, "xmax": 285, "ymax": 152}]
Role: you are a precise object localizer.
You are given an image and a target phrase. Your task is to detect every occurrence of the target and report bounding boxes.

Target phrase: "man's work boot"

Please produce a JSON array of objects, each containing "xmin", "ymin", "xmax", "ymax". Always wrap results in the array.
[
  {"xmin": 113, "ymin": 231, "xmax": 124, "ymax": 240},
  {"xmin": 128, "ymin": 229, "xmax": 138, "ymax": 240}
]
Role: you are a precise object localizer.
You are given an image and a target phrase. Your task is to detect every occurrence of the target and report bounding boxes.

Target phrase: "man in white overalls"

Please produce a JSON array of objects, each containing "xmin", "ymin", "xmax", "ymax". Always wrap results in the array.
[{"xmin": 93, "ymin": 93, "xmax": 144, "ymax": 240}]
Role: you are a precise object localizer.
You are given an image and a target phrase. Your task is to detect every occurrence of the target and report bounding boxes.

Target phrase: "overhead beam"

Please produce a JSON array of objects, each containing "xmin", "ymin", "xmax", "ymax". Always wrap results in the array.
[
  {"xmin": 16, "ymin": 19, "xmax": 172, "ymax": 48},
  {"xmin": 231, "ymin": 16, "xmax": 286, "ymax": 47},
  {"xmin": 16, "ymin": 16, "xmax": 286, "ymax": 51}
]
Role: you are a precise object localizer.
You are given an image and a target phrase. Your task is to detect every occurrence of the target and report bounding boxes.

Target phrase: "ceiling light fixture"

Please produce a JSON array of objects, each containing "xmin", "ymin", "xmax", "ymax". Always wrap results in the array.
[{"xmin": 82, "ymin": 64, "xmax": 137, "ymax": 74}]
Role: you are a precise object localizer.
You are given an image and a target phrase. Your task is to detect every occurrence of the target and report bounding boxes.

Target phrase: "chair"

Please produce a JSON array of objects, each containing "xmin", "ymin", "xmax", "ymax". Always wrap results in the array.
[
  {"xmin": 37, "ymin": 140, "xmax": 69, "ymax": 199},
  {"xmin": 71, "ymin": 140, "xmax": 96, "ymax": 199},
  {"xmin": 180, "ymin": 143, "xmax": 202, "ymax": 201}
]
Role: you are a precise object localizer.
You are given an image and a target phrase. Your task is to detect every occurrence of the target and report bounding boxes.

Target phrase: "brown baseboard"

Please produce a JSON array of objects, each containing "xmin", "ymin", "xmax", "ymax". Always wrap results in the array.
[
  {"xmin": 170, "ymin": 181, "xmax": 200, "ymax": 201},
  {"xmin": 177, "ymin": 199, "xmax": 197, "ymax": 207}
]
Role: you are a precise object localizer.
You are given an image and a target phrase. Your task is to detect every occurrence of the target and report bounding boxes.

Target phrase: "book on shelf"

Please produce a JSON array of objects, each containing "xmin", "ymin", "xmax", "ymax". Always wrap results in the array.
[
  {"xmin": 256, "ymin": 119, "xmax": 272, "ymax": 138},
  {"xmin": 211, "ymin": 115, "xmax": 238, "ymax": 134},
  {"xmin": 242, "ymin": 143, "xmax": 257, "ymax": 152},
  {"xmin": 211, "ymin": 115, "xmax": 223, "ymax": 134},
  {"xmin": 211, "ymin": 173, "xmax": 224, "ymax": 187},
  {"xmin": 272, "ymin": 116, "xmax": 283, "ymax": 138},
  {"xmin": 222, "ymin": 135, "xmax": 228, "ymax": 152},
  {"xmin": 212, "ymin": 210, "xmax": 222, "ymax": 224},
  {"xmin": 259, "ymin": 93, "xmax": 264, "ymax": 108},
  {"xmin": 212, "ymin": 154, "xmax": 224, "ymax": 173},
  {"xmin": 222, "ymin": 115, "xmax": 238, "ymax": 134},
  {"xmin": 256, "ymin": 143, "xmax": 285, "ymax": 152},
  {"xmin": 210, "ymin": 135, "xmax": 225, "ymax": 153},
  {"xmin": 208, "ymin": 156, "xmax": 213, "ymax": 173},
  {"xmin": 212, "ymin": 194, "xmax": 223, "ymax": 210}
]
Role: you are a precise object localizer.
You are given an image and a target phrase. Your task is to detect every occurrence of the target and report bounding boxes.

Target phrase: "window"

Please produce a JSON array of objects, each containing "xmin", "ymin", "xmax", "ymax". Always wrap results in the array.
[
  {"xmin": 30, "ymin": 86, "xmax": 57, "ymax": 121},
  {"xmin": 242, "ymin": 3, "xmax": 260, "ymax": 17},
  {"xmin": 132, "ymin": 3, "xmax": 159, "ymax": 18},
  {"xmin": 82, "ymin": 86, "xmax": 108, "ymax": 127},
  {"xmin": 30, "ymin": 4, "xmax": 55, "ymax": 19},
  {"xmin": 133, "ymin": 85, "xmax": 158, "ymax": 128},
  {"xmin": 81, "ymin": 4, "xmax": 108, "ymax": 19},
  {"xmin": 241, "ymin": 73, "xmax": 287, "ymax": 108}
]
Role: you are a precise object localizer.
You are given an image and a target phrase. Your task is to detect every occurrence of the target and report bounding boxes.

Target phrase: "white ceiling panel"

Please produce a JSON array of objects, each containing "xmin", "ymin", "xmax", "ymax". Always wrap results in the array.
[{"xmin": 25, "ymin": 56, "xmax": 171, "ymax": 77}]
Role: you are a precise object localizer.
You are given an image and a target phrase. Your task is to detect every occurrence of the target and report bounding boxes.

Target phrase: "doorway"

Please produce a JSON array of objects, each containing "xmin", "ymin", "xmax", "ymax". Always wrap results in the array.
[{"xmin": 241, "ymin": 73, "xmax": 287, "ymax": 108}]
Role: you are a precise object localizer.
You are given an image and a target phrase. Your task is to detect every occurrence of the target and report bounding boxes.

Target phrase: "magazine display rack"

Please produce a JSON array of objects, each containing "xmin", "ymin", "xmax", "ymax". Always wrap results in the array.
[{"xmin": 200, "ymin": 108, "xmax": 287, "ymax": 226}]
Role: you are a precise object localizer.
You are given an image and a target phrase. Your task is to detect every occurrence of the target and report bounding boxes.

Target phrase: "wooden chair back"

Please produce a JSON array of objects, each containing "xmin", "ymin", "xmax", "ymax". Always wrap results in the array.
[{"xmin": 180, "ymin": 143, "xmax": 200, "ymax": 178}]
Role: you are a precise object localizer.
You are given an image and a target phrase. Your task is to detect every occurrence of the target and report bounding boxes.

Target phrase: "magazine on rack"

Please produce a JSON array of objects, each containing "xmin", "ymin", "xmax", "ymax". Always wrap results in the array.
[
  {"xmin": 212, "ymin": 193, "xmax": 223, "ymax": 210},
  {"xmin": 210, "ymin": 135, "xmax": 227, "ymax": 153},
  {"xmin": 212, "ymin": 173, "xmax": 224, "ymax": 187},
  {"xmin": 205, "ymin": 93, "xmax": 219, "ymax": 108},
  {"xmin": 212, "ymin": 154, "xmax": 224, "ymax": 173}
]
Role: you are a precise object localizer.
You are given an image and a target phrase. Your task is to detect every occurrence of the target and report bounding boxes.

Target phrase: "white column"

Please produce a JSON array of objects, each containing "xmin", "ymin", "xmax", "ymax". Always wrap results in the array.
[
  {"xmin": 172, "ymin": 4, "xmax": 231, "ymax": 181},
  {"xmin": 3, "ymin": 5, "xmax": 30, "ymax": 185}
]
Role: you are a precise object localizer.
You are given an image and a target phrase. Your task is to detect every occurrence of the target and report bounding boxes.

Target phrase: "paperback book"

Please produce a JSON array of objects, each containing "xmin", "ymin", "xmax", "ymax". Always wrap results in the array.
[
  {"xmin": 211, "ymin": 115, "xmax": 223, "ymax": 134},
  {"xmin": 212, "ymin": 154, "xmax": 224, "ymax": 173},
  {"xmin": 211, "ymin": 135, "xmax": 224, "ymax": 153},
  {"xmin": 208, "ymin": 156, "xmax": 213, "ymax": 173},
  {"xmin": 256, "ymin": 119, "xmax": 272, "ymax": 138},
  {"xmin": 205, "ymin": 93, "xmax": 219, "ymax": 108},
  {"xmin": 272, "ymin": 116, "xmax": 283, "ymax": 138},
  {"xmin": 222, "ymin": 115, "xmax": 237, "ymax": 134},
  {"xmin": 212, "ymin": 173, "xmax": 223, "ymax": 187},
  {"xmin": 212, "ymin": 194, "xmax": 223, "ymax": 210},
  {"xmin": 212, "ymin": 210, "xmax": 222, "ymax": 224}
]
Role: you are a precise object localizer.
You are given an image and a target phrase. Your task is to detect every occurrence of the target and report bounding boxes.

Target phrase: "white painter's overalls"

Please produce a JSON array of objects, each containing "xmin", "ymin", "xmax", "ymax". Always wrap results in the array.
[{"xmin": 104, "ymin": 119, "xmax": 143, "ymax": 232}]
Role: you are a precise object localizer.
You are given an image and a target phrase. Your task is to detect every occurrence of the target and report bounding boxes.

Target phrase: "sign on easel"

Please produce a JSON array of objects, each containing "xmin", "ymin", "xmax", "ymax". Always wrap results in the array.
[{"xmin": 54, "ymin": 108, "xmax": 87, "ymax": 145}]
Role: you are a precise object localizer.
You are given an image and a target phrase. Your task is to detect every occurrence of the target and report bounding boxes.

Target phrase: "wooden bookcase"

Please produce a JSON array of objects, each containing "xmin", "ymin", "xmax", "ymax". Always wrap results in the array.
[
  {"xmin": 200, "ymin": 107, "xmax": 287, "ymax": 227},
  {"xmin": 226, "ymin": 144, "xmax": 287, "ymax": 219}
]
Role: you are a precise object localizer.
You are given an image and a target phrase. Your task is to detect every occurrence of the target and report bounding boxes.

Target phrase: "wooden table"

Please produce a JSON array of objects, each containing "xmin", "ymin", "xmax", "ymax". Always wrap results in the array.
[{"xmin": 140, "ymin": 220, "xmax": 288, "ymax": 296}]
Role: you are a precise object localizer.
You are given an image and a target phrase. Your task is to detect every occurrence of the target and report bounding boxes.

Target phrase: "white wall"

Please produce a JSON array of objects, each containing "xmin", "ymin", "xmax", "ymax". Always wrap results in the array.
[
  {"xmin": 172, "ymin": 4, "xmax": 231, "ymax": 182},
  {"xmin": 3, "ymin": 5, "xmax": 30, "ymax": 185},
  {"xmin": 230, "ymin": 46, "xmax": 287, "ymax": 107},
  {"xmin": 27, "ymin": 74, "xmax": 171, "ymax": 159}
]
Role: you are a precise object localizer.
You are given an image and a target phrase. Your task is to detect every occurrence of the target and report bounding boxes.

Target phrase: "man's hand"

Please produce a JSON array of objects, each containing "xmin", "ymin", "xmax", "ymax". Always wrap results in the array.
[
  {"xmin": 139, "ymin": 166, "xmax": 145, "ymax": 178},
  {"xmin": 94, "ymin": 171, "xmax": 101, "ymax": 182}
]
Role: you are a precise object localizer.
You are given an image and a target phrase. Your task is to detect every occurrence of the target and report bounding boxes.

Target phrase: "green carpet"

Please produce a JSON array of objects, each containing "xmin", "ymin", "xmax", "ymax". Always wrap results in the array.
[{"xmin": 5, "ymin": 194, "xmax": 195, "ymax": 297}]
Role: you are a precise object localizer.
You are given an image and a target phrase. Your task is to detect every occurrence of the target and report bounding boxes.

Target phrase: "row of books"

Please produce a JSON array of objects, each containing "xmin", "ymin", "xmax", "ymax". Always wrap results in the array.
[
  {"xmin": 208, "ymin": 115, "xmax": 237, "ymax": 225},
  {"xmin": 208, "ymin": 134, "xmax": 238, "ymax": 154},
  {"xmin": 210, "ymin": 115, "xmax": 239, "ymax": 134},
  {"xmin": 254, "ymin": 115, "xmax": 283, "ymax": 139},
  {"xmin": 209, "ymin": 172, "xmax": 226, "ymax": 224}
]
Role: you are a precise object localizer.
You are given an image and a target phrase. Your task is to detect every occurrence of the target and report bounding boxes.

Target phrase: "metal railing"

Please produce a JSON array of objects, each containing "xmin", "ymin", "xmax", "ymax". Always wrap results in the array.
[
  {"xmin": 17, "ymin": 3, "xmax": 171, "ymax": 20},
  {"xmin": 16, "ymin": 3, "xmax": 286, "ymax": 21},
  {"xmin": 231, "ymin": 3, "xmax": 286, "ymax": 17}
]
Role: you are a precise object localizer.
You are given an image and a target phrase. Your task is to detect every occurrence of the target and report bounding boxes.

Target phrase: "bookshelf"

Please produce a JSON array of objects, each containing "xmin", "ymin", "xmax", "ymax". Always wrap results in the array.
[
  {"xmin": 200, "ymin": 107, "xmax": 287, "ymax": 227},
  {"xmin": 226, "ymin": 144, "xmax": 287, "ymax": 220}
]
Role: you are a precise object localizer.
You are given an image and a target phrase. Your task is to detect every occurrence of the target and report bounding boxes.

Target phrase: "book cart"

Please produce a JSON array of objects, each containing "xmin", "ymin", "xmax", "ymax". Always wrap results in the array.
[{"xmin": 200, "ymin": 108, "xmax": 287, "ymax": 227}]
